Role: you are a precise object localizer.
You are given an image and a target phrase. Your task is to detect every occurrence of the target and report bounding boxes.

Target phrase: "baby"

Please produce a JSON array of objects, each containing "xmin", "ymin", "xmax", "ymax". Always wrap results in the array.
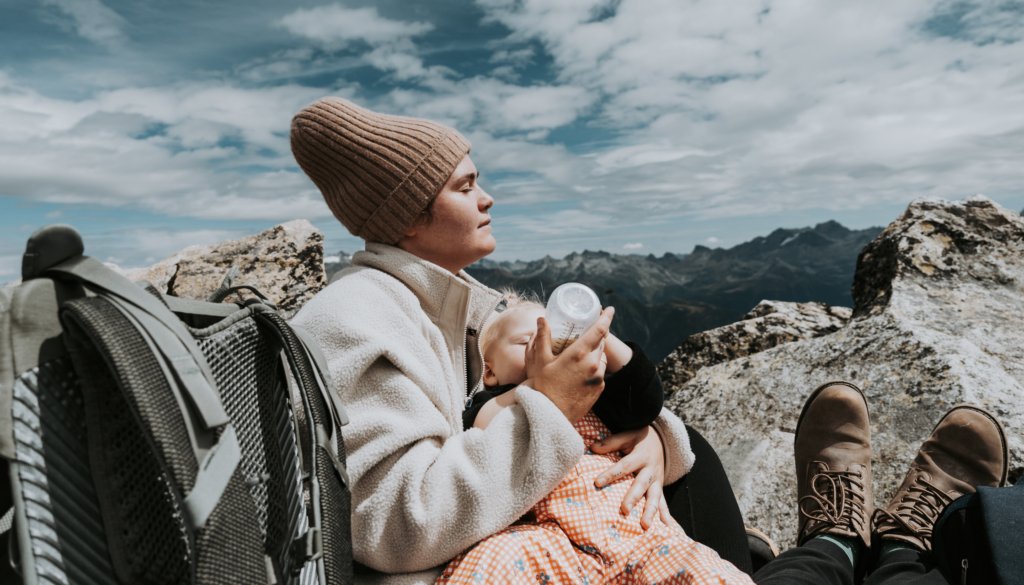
[
  {"xmin": 464, "ymin": 297, "xmax": 663, "ymax": 435},
  {"xmin": 440, "ymin": 297, "xmax": 753, "ymax": 584}
]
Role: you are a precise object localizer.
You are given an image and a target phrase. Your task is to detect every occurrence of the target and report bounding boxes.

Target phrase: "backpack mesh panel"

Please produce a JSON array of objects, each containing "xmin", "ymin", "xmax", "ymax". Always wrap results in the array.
[
  {"xmin": 195, "ymin": 316, "xmax": 304, "ymax": 580},
  {"xmin": 62, "ymin": 298, "xmax": 192, "ymax": 584},
  {"xmin": 62, "ymin": 297, "xmax": 266, "ymax": 585},
  {"xmin": 193, "ymin": 472, "xmax": 267, "ymax": 585},
  {"xmin": 315, "ymin": 446, "xmax": 352, "ymax": 584},
  {"xmin": 257, "ymin": 311, "xmax": 353, "ymax": 585}
]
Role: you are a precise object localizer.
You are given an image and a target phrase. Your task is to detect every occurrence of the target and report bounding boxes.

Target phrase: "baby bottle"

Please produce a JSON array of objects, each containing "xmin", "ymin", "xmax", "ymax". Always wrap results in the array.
[{"xmin": 545, "ymin": 282, "xmax": 601, "ymax": 354}]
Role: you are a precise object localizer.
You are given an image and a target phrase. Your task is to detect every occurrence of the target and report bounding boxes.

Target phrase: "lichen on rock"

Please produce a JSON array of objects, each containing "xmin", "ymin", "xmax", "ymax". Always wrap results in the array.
[{"xmin": 128, "ymin": 219, "xmax": 326, "ymax": 318}]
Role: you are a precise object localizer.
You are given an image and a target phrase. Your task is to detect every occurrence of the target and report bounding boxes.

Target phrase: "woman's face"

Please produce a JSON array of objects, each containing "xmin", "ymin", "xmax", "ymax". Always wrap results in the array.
[{"xmin": 399, "ymin": 155, "xmax": 496, "ymax": 273}]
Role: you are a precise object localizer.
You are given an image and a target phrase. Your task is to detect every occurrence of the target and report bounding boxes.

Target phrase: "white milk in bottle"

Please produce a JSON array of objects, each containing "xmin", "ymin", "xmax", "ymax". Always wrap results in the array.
[{"xmin": 545, "ymin": 283, "xmax": 601, "ymax": 354}]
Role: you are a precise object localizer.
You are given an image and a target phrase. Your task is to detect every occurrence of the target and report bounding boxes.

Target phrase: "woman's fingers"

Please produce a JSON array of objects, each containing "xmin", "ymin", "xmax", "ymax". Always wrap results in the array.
[
  {"xmin": 620, "ymin": 467, "xmax": 655, "ymax": 515},
  {"xmin": 639, "ymin": 480, "xmax": 662, "ymax": 529},
  {"xmin": 533, "ymin": 315, "xmax": 553, "ymax": 359},
  {"xmin": 524, "ymin": 316, "xmax": 555, "ymax": 379},
  {"xmin": 590, "ymin": 427, "xmax": 644, "ymax": 457},
  {"xmin": 584, "ymin": 339, "xmax": 607, "ymax": 385},
  {"xmin": 594, "ymin": 457, "xmax": 629, "ymax": 488},
  {"xmin": 569, "ymin": 307, "xmax": 614, "ymax": 359},
  {"xmin": 659, "ymin": 498, "xmax": 680, "ymax": 530}
]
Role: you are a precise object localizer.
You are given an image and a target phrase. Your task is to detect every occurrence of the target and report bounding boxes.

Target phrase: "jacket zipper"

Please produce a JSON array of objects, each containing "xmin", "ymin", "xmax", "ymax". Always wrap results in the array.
[
  {"xmin": 465, "ymin": 298, "xmax": 506, "ymax": 405},
  {"xmin": 960, "ymin": 558, "xmax": 968, "ymax": 585}
]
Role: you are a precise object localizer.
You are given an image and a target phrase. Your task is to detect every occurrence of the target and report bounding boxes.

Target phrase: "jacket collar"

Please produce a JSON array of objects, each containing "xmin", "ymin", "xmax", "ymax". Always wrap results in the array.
[
  {"xmin": 352, "ymin": 243, "xmax": 502, "ymax": 331},
  {"xmin": 353, "ymin": 243, "xmax": 504, "ymax": 397}
]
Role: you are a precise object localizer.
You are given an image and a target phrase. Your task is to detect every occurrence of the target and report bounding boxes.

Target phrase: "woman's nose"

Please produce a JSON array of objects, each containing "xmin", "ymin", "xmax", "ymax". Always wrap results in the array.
[{"xmin": 479, "ymin": 188, "xmax": 494, "ymax": 210}]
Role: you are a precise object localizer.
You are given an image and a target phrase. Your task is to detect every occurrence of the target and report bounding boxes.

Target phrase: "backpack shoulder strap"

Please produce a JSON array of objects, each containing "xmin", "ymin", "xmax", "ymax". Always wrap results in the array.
[
  {"xmin": 47, "ymin": 256, "xmax": 230, "ymax": 430},
  {"xmin": 249, "ymin": 304, "xmax": 353, "ymax": 584},
  {"xmin": 48, "ymin": 255, "xmax": 241, "ymax": 530}
]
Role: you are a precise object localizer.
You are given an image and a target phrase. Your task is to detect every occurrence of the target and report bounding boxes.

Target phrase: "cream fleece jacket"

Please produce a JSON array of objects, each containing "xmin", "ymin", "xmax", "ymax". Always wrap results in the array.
[{"xmin": 291, "ymin": 243, "xmax": 695, "ymax": 580}]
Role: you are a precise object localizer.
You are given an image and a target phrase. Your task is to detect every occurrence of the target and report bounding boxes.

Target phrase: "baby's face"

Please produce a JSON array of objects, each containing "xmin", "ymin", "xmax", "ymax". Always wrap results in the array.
[{"xmin": 482, "ymin": 305, "xmax": 545, "ymax": 387}]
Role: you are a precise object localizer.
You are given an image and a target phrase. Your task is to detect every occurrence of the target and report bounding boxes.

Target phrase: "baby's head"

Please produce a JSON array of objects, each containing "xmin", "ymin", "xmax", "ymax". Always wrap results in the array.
[{"xmin": 481, "ymin": 295, "xmax": 544, "ymax": 388}]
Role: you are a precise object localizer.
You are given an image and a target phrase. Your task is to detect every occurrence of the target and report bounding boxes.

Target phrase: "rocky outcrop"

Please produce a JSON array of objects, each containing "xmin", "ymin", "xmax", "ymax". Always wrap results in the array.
[
  {"xmin": 657, "ymin": 301, "xmax": 851, "ymax": 391},
  {"xmin": 665, "ymin": 196, "xmax": 1024, "ymax": 548},
  {"xmin": 128, "ymin": 220, "xmax": 326, "ymax": 317}
]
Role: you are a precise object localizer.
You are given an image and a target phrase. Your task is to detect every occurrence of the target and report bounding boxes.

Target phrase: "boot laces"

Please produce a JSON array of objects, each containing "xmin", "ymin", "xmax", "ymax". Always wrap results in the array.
[
  {"xmin": 874, "ymin": 475, "xmax": 952, "ymax": 540},
  {"xmin": 799, "ymin": 465, "xmax": 867, "ymax": 532}
]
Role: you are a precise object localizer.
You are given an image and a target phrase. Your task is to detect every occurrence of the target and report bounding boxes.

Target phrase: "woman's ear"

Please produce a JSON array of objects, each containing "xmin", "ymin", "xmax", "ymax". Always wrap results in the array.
[{"xmin": 482, "ymin": 361, "xmax": 499, "ymax": 387}]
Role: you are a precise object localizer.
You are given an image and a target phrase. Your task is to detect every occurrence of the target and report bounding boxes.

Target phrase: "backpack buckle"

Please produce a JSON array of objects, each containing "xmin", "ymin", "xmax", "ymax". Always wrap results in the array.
[{"xmin": 291, "ymin": 527, "xmax": 322, "ymax": 573}]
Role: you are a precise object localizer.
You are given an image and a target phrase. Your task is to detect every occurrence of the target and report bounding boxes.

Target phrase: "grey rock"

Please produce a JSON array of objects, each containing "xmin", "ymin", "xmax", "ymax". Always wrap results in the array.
[
  {"xmin": 658, "ymin": 301, "xmax": 851, "ymax": 391},
  {"xmin": 128, "ymin": 220, "xmax": 326, "ymax": 318},
  {"xmin": 666, "ymin": 196, "xmax": 1024, "ymax": 549}
]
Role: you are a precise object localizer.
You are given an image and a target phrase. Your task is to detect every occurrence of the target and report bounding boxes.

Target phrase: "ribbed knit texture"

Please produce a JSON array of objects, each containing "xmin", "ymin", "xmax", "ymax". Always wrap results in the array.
[{"xmin": 290, "ymin": 97, "xmax": 471, "ymax": 244}]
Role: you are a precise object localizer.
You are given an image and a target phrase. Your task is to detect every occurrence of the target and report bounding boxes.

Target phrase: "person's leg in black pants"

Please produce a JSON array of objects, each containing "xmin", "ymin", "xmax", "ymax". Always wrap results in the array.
[
  {"xmin": 664, "ymin": 425, "xmax": 753, "ymax": 574},
  {"xmin": 863, "ymin": 549, "xmax": 949, "ymax": 585},
  {"xmin": 752, "ymin": 540, "xmax": 951, "ymax": 585},
  {"xmin": 753, "ymin": 538, "xmax": 855, "ymax": 585}
]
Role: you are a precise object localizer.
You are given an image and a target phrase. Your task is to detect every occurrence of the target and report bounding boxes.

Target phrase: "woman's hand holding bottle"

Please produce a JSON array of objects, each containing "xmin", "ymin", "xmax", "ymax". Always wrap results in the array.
[{"xmin": 523, "ymin": 306, "xmax": 614, "ymax": 423}]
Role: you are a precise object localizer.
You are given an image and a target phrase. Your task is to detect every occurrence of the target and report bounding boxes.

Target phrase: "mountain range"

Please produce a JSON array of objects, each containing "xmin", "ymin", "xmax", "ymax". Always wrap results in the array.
[{"xmin": 325, "ymin": 220, "xmax": 882, "ymax": 361}]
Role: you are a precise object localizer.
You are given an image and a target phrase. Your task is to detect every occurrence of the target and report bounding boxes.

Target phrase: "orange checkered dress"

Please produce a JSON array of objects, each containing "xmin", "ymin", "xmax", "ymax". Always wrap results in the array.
[{"xmin": 439, "ymin": 413, "xmax": 755, "ymax": 584}]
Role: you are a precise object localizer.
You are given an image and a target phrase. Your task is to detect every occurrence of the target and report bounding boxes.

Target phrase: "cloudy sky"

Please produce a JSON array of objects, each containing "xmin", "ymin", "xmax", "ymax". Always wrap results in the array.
[{"xmin": 2, "ymin": 0, "xmax": 1023, "ymax": 281}]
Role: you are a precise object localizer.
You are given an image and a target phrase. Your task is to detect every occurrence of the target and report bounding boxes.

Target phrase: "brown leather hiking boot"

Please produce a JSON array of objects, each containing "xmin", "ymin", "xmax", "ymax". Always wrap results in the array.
[
  {"xmin": 795, "ymin": 381, "xmax": 873, "ymax": 548},
  {"xmin": 873, "ymin": 405, "xmax": 1007, "ymax": 552}
]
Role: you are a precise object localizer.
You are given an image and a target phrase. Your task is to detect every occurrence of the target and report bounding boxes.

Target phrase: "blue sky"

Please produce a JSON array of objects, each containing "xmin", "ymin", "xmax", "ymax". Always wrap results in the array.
[{"xmin": 2, "ymin": 0, "xmax": 1023, "ymax": 282}]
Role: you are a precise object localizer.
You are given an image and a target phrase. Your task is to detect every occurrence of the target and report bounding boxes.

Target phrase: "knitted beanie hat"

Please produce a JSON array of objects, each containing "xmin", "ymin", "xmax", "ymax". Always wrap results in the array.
[{"xmin": 290, "ymin": 97, "xmax": 471, "ymax": 244}]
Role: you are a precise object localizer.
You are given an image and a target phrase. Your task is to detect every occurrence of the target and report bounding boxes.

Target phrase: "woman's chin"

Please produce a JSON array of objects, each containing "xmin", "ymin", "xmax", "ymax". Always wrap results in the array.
[{"xmin": 480, "ymin": 235, "xmax": 498, "ymax": 256}]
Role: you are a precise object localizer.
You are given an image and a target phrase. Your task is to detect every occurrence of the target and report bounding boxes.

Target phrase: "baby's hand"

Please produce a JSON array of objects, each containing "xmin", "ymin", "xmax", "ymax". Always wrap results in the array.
[{"xmin": 603, "ymin": 333, "xmax": 633, "ymax": 374}]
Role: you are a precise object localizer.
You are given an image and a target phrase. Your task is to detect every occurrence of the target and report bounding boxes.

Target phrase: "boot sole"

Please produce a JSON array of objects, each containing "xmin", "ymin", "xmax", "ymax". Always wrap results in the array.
[
  {"xmin": 795, "ymin": 380, "xmax": 869, "ymax": 445},
  {"xmin": 931, "ymin": 404, "xmax": 1009, "ymax": 486}
]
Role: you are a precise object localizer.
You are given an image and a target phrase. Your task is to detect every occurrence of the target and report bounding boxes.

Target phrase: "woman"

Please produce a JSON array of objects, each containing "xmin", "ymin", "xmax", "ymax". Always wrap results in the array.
[{"xmin": 289, "ymin": 97, "xmax": 714, "ymax": 582}]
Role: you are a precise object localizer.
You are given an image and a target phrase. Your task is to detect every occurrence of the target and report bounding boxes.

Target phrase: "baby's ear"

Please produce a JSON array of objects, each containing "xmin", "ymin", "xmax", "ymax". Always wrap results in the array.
[{"xmin": 482, "ymin": 361, "xmax": 499, "ymax": 387}]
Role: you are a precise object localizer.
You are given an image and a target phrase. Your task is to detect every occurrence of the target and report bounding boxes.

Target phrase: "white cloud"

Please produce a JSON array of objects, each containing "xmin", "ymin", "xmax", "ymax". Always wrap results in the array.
[
  {"xmin": 0, "ymin": 76, "xmax": 333, "ymax": 221},
  {"xmin": 622, "ymin": 242, "xmax": 643, "ymax": 250},
  {"xmin": 380, "ymin": 79, "xmax": 595, "ymax": 136},
  {"xmin": 279, "ymin": 4, "xmax": 433, "ymax": 47},
  {"xmin": 40, "ymin": 0, "xmax": 128, "ymax": 49},
  {"xmin": 471, "ymin": 0, "xmax": 1024, "ymax": 228},
  {"xmin": 106, "ymin": 228, "xmax": 245, "ymax": 268},
  {"xmin": 705, "ymin": 236, "xmax": 720, "ymax": 245},
  {"xmin": 278, "ymin": 5, "xmax": 448, "ymax": 83},
  {"xmin": 0, "ymin": 255, "xmax": 19, "ymax": 285},
  {"xmin": 6, "ymin": 0, "xmax": 1024, "ymax": 264}
]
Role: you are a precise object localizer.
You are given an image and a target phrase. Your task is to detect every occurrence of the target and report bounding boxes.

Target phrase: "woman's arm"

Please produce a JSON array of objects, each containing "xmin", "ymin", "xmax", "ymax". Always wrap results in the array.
[{"xmin": 341, "ymin": 357, "xmax": 584, "ymax": 572}]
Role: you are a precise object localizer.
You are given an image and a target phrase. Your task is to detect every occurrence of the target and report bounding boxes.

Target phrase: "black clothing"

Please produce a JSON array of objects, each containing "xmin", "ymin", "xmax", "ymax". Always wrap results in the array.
[
  {"xmin": 752, "ymin": 540, "xmax": 949, "ymax": 585},
  {"xmin": 753, "ymin": 538, "xmax": 856, "ymax": 585},
  {"xmin": 665, "ymin": 425, "xmax": 754, "ymax": 575},
  {"xmin": 463, "ymin": 341, "xmax": 663, "ymax": 431}
]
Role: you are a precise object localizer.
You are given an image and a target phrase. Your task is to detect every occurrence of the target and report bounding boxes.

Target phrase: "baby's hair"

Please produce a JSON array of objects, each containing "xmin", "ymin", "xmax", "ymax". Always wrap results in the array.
[
  {"xmin": 480, "ymin": 288, "xmax": 543, "ymax": 356},
  {"xmin": 497, "ymin": 287, "xmax": 541, "ymax": 308}
]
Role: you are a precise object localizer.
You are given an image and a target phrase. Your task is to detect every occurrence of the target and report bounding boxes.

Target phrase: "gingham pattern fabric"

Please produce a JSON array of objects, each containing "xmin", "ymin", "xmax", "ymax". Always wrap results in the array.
[{"xmin": 439, "ymin": 413, "xmax": 754, "ymax": 584}]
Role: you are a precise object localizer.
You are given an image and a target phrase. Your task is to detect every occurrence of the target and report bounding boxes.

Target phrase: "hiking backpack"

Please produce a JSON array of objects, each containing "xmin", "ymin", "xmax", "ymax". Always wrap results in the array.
[{"xmin": 0, "ymin": 225, "xmax": 353, "ymax": 584}]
